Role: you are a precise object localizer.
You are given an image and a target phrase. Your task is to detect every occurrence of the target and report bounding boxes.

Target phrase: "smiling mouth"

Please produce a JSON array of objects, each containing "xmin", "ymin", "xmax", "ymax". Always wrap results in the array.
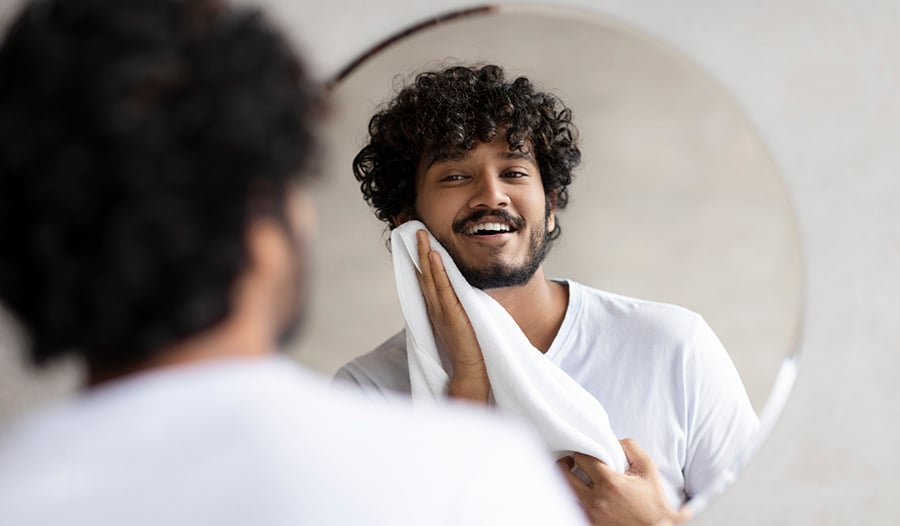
[
  {"xmin": 463, "ymin": 222, "xmax": 517, "ymax": 236},
  {"xmin": 454, "ymin": 210, "xmax": 525, "ymax": 237}
]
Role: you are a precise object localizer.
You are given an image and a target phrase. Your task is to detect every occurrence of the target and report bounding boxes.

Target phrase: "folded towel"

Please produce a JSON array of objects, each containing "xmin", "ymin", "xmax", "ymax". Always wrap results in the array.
[{"xmin": 392, "ymin": 220, "xmax": 627, "ymax": 472}]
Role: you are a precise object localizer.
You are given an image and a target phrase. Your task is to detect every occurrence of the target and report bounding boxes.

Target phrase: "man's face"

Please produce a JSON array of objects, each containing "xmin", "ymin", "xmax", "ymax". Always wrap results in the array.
[{"xmin": 410, "ymin": 134, "xmax": 555, "ymax": 289}]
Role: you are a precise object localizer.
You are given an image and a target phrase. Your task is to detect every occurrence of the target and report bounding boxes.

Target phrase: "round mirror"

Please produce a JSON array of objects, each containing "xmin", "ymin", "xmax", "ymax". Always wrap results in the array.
[{"xmin": 290, "ymin": 3, "xmax": 804, "ymax": 513}]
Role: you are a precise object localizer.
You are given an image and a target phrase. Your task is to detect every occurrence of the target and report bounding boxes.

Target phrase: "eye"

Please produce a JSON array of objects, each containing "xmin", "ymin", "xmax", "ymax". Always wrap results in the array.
[
  {"xmin": 439, "ymin": 174, "xmax": 469, "ymax": 183},
  {"xmin": 501, "ymin": 170, "xmax": 529, "ymax": 179}
]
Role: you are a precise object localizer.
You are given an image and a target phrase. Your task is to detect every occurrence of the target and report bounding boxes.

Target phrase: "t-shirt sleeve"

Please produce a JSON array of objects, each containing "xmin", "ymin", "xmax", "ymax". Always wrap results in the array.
[
  {"xmin": 333, "ymin": 363, "xmax": 377, "ymax": 390},
  {"xmin": 332, "ymin": 332, "xmax": 413, "ymax": 400},
  {"xmin": 332, "ymin": 362, "xmax": 400, "ymax": 401},
  {"xmin": 681, "ymin": 315, "xmax": 760, "ymax": 499}
]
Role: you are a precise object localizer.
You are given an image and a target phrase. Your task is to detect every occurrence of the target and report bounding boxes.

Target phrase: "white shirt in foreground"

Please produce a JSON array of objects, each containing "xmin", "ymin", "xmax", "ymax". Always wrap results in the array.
[
  {"xmin": 0, "ymin": 356, "xmax": 586, "ymax": 526},
  {"xmin": 336, "ymin": 280, "xmax": 760, "ymax": 508}
]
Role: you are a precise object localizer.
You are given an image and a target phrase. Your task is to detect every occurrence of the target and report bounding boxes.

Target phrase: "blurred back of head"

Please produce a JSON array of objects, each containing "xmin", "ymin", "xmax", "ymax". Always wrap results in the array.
[{"xmin": 0, "ymin": 0, "xmax": 322, "ymax": 375}]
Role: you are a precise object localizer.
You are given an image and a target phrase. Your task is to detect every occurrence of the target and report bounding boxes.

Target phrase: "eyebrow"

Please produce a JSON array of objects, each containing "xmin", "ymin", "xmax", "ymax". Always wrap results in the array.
[
  {"xmin": 422, "ymin": 148, "xmax": 536, "ymax": 172},
  {"xmin": 501, "ymin": 150, "xmax": 535, "ymax": 163},
  {"xmin": 422, "ymin": 151, "xmax": 466, "ymax": 172}
]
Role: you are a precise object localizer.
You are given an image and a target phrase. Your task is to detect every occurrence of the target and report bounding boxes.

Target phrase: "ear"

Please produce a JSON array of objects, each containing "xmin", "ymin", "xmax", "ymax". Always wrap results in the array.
[
  {"xmin": 546, "ymin": 192, "xmax": 558, "ymax": 233},
  {"xmin": 226, "ymin": 216, "xmax": 292, "ymax": 335},
  {"xmin": 244, "ymin": 217, "xmax": 291, "ymax": 289}
]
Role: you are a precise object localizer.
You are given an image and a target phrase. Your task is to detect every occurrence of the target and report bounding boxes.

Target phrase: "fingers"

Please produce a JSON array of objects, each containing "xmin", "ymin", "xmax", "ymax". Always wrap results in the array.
[
  {"xmin": 414, "ymin": 229, "xmax": 484, "ymax": 384},
  {"xmin": 572, "ymin": 452, "xmax": 616, "ymax": 484},
  {"xmin": 556, "ymin": 456, "xmax": 577, "ymax": 482},
  {"xmin": 416, "ymin": 229, "xmax": 441, "ymax": 317},
  {"xmin": 428, "ymin": 250, "xmax": 463, "ymax": 314},
  {"xmin": 556, "ymin": 456, "xmax": 575, "ymax": 470},
  {"xmin": 417, "ymin": 229, "xmax": 466, "ymax": 320},
  {"xmin": 619, "ymin": 437, "xmax": 656, "ymax": 476},
  {"xmin": 556, "ymin": 456, "xmax": 594, "ymax": 504}
]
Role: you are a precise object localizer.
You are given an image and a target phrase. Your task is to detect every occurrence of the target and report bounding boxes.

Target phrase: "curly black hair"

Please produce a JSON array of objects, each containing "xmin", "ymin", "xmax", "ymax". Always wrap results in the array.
[
  {"xmin": 0, "ymin": 0, "xmax": 322, "ymax": 373},
  {"xmin": 352, "ymin": 64, "xmax": 580, "ymax": 241}
]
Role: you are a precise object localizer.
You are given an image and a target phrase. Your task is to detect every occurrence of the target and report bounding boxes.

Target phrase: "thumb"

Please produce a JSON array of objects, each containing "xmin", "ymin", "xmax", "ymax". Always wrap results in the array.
[{"xmin": 620, "ymin": 438, "xmax": 655, "ymax": 476}]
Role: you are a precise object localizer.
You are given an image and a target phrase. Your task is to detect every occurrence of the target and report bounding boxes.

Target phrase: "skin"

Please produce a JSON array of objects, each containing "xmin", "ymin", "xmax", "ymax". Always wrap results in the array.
[
  {"xmin": 89, "ymin": 187, "xmax": 314, "ymax": 385},
  {"xmin": 408, "ymin": 135, "xmax": 687, "ymax": 525},
  {"xmin": 414, "ymin": 229, "xmax": 489, "ymax": 402},
  {"xmin": 557, "ymin": 439, "xmax": 691, "ymax": 526}
]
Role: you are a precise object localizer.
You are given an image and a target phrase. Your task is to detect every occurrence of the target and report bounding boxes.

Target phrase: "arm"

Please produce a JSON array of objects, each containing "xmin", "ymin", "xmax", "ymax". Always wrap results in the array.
[
  {"xmin": 681, "ymin": 316, "xmax": 759, "ymax": 498},
  {"xmin": 414, "ymin": 229, "xmax": 491, "ymax": 403},
  {"xmin": 557, "ymin": 439, "xmax": 691, "ymax": 526}
]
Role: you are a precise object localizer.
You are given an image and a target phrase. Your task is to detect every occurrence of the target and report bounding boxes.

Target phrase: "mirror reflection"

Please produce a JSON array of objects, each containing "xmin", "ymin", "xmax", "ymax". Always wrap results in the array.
[{"xmin": 292, "ymin": 4, "xmax": 803, "ymax": 513}]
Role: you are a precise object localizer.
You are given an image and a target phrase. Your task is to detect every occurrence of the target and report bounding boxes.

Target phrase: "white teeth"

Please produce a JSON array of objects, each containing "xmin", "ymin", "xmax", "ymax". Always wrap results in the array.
[{"xmin": 465, "ymin": 222, "xmax": 512, "ymax": 235}]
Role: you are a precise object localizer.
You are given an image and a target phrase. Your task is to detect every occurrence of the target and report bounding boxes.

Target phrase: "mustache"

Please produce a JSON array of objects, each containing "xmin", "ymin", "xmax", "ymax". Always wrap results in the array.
[{"xmin": 452, "ymin": 209, "xmax": 526, "ymax": 234}]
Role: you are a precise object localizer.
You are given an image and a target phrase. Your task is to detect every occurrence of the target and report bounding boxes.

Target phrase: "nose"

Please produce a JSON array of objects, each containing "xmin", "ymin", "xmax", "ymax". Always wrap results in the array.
[{"xmin": 467, "ymin": 173, "xmax": 509, "ymax": 210}]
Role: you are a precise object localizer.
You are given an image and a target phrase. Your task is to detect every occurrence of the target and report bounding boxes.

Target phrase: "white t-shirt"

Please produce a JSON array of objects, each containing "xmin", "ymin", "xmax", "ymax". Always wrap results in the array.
[
  {"xmin": 0, "ymin": 356, "xmax": 586, "ymax": 526},
  {"xmin": 336, "ymin": 280, "xmax": 760, "ymax": 507}
]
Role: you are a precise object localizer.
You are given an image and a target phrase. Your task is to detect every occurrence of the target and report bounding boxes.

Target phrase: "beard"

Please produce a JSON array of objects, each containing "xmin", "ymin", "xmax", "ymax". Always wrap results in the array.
[{"xmin": 429, "ymin": 210, "xmax": 551, "ymax": 290}]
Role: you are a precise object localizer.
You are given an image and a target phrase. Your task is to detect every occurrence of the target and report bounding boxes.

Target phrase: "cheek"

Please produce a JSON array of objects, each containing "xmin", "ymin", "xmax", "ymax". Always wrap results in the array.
[
  {"xmin": 416, "ymin": 194, "xmax": 454, "ymax": 229},
  {"xmin": 522, "ymin": 191, "xmax": 550, "ymax": 220}
]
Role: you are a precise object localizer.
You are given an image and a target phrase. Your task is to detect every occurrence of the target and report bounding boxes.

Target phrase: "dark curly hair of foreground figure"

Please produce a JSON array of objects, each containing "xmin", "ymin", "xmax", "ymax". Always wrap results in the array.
[
  {"xmin": 0, "ymin": 0, "xmax": 322, "ymax": 373},
  {"xmin": 353, "ymin": 64, "xmax": 581, "ymax": 242}
]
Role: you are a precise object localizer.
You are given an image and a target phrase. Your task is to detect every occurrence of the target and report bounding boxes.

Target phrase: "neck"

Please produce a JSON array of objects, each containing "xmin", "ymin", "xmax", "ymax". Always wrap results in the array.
[
  {"xmin": 87, "ymin": 313, "xmax": 274, "ymax": 387},
  {"xmin": 484, "ymin": 267, "xmax": 568, "ymax": 353}
]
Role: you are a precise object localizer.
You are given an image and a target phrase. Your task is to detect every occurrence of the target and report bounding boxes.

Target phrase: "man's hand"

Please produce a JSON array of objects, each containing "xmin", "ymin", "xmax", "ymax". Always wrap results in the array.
[
  {"xmin": 415, "ymin": 229, "xmax": 490, "ymax": 403},
  {"xmin": 557, "ymin": 439, "xmax": 691, "ymax": 526}
]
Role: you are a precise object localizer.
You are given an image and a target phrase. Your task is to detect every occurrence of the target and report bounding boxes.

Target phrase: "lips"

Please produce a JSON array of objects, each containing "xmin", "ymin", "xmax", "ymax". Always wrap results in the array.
[
  {"xmin": 453, "ymin": 210, "xmax": 525, "ymax": 237},
  {"xmin": 463, "ymin": 222, "xmax": 514, "ymax": 235}
]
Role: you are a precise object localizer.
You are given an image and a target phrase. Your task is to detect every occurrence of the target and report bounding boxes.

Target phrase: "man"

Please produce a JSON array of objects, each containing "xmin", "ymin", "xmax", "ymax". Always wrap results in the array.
[
  {"xmin": 336, "ymin": 64, "xmax": 760, "ymax": 515},
  {"xmin": 0, "ymin": 2, "xmax": 589, "ymax": 524}
]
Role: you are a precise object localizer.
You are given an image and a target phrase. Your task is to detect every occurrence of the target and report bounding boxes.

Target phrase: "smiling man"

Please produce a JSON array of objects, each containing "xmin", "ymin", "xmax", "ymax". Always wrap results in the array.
[{"xmin": 336, "ymin": 64, "xmax": 760, "ymax": 519}]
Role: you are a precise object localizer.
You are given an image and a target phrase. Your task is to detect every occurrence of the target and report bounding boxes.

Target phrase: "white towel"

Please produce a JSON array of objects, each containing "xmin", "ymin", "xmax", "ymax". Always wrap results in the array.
[{"xmin": 392, "ymin": 220, "xmax": 627, "ymax": 472}]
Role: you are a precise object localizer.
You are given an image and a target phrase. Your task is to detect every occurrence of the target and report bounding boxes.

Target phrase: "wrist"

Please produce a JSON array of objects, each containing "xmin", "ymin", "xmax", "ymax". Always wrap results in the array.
[
  {"xmin": 448, "ymin": 369, "xmax": 490, "ymax": 404},
  {"xmin": 452, "ymin": 359, "xmax": 487, "ymax": 377}
]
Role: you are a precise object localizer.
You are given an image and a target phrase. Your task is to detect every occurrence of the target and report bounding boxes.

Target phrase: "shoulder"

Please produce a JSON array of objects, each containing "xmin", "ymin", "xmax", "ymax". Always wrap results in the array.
[
  {"xmin": 312, "ymin": 385, "xmax": 586, "ymax": 524},
  {"xmin": 569, "ymin": 280, "xmax": 706, "ymax": 345},
  {"xmin": 0, "ymin": 358, "xmax": 585, "ymax": 525},
  {"xmin": 250, "ymin": 360, "xmax": 584, "ymax": 524},
  {"xmin": 350, "ymin": 399, "xmax": 585, "ymax": 525},
  {"xmin": 333, "ymin": 330, "xmax": 411, "ymax": 397}
]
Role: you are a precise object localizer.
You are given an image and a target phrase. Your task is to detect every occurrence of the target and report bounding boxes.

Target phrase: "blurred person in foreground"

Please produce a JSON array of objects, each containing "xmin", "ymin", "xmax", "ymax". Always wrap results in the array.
[{"xmin": 0, "ymin": 1, "xmax": 591, "ymax": 524}]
